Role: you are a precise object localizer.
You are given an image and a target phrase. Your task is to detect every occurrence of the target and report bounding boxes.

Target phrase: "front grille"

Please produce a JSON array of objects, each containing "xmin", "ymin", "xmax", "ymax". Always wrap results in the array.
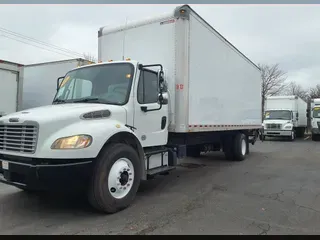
[
  {"xmin": 0, "ymin": 124, "xmax": 38, "ymax": 153},
  {"xmin": 266, "ymin": 123, "xmax": 282, "ymax": 130}
]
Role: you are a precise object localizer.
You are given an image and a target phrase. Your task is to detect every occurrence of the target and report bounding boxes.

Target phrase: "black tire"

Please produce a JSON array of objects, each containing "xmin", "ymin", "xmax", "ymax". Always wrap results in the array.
[
  {"xmin": 289, "ymin": 131, "xmax": 296, "ymax": 142},
  {"xmin": 232, "ymin": 133, "xmax": 248, "ymax": 161},
  {"xmin": 186, "ymin": 145, "xmax": 201, "ymax": 157},
  {"xmin": 300, "ymin": 128, "xmax": 305, "ymax": 138},
  {"xmin": 88, "ymin": 143, "xmax": 141, "ymax": 214},
  {"xmin": 312, "ymin": 134, "xmax": 319, "ymax": 141},
  {"xmin": 224, "ymin": 133, "xmax": 247, "ymax": 161},
  {"xmin": 295, "ymin": 128, "xmax": 305, "ymax": 138}
]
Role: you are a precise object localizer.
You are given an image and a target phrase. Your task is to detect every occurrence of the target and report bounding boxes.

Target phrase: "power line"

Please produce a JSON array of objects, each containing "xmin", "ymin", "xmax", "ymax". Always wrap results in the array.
[
  {"xmin": 0, "ymin": 34, "xmax": 79, "ymax": 58},
  {"xmin": 0, "ymin": 27, "xmax": 84, "ymax": 58}
]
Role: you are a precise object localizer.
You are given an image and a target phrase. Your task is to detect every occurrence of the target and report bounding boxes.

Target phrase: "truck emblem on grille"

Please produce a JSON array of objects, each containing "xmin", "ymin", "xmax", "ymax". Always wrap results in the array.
[{"xmin": 9, "ymin": 118, "xmax": 19, "ymax": 122}]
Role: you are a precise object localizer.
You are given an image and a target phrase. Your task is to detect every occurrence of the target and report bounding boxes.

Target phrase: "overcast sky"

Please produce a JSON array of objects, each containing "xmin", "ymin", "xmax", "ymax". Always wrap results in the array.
[{"xmin": 0, "ymin": 4, "xmax": 319, "ymax": 88}]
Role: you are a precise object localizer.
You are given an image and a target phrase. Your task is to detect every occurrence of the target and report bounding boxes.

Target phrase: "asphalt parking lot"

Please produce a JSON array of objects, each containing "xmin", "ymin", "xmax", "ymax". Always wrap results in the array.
[{"xmin": 0, "ymin": 137, "xmax": 319, "ymax": 235}]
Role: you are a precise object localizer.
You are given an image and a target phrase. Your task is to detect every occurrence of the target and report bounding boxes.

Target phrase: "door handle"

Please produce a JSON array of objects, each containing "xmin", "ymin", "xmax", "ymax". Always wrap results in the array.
[
  {"xmin": 161, "ymin": 116, "xmax": 167, "ymax": 130},
  {"xmin": 141, "ymin": 106, "xmax": 148, "ymax": 112}
]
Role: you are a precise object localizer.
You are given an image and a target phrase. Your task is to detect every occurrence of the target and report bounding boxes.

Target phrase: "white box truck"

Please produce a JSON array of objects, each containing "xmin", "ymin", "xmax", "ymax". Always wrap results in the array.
[
  {"xmin": 0, "ymin": 60, "xmax": 24, "ymax": 117},
  {"xmin": 22, "ymin": 58, "xmax": 93, "ymax": 110},
  {"xmin": 310, "ymin": 98, "xmax": 320, "ymax": 141},
  {"xmin": 262, "ymin": 95, "xmax": 308, "ymax": 141},
  {"xmin": 0, "ymin": 5, "xmax": 262, "ymax": 213}
]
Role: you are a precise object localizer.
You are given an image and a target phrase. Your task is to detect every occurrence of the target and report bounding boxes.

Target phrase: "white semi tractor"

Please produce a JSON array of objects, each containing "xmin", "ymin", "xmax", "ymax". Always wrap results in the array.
[
  {"xmin": 22, "ymin": 59, "xmax": 93, "ymax": 110},
  {"xmin": 0, "ymin": 60, "xmax": 24, "ymax": 117},
  {"xmin": 261, "ymin": 95, "xmax": 308, "ymax": 141},
  {"xmin": 0, "ymin": 5, "xmax": 262, "ymax": 213},
  {"xmin": 310, "ymin": 98, "xmax": 320, "ymax": 141}
]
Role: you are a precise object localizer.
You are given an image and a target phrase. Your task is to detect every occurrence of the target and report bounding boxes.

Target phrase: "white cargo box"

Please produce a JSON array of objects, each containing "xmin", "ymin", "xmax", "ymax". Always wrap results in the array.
[
  {"xmin": 22, "ymin": 58, "xmax": 93, "ymax": 110},
  {"xmin": 311, "ymin": 98, "xmax": 320, "ymax": 109},
  {"xmin": 0, "ymin": 60, "xmax": 24, "ymax": 116},
  {"xmin": 98, "ymin": 4, "xmax": 262, "ymax": 133}
]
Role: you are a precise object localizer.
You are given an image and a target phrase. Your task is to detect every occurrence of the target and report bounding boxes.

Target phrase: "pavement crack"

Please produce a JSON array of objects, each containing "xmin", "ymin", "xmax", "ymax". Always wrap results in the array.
[
  {"xmin": 258, "ymin": 223, "xmax": 271, "ymax": 235},
  {"xmin": 244, "ymin": 190, "xmax": 284, "ymax": 203},
  {"xmin": 294, "ymin": 201, "xmax": 320, "ymax": 214}
]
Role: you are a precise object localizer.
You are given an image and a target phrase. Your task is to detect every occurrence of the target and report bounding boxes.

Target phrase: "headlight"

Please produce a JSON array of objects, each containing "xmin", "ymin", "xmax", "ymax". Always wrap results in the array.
[
  {"xmin": 51, "ymin": 134, "xmax": 92, "ymax": 149},
  {"xmin": 284, "ymin": 125, "xmax": 293, "ymax": 130}
]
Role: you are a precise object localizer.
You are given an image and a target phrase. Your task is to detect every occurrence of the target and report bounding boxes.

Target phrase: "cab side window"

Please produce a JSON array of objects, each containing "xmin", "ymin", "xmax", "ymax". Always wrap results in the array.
[{"xmin": 137, "ymin": 70, "xmax": 159, "ymax": 104}]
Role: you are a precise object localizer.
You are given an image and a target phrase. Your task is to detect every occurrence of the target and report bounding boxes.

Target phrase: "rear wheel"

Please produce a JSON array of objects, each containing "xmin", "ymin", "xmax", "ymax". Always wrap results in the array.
[
  {"xmin": 88, "ymin": 143, "xmax": 141, "ymax": 214},
  {"xmin": 186, "ymin": 145, "xmax": 201, "ymax": 157},
  {"xmin": 312, "ymin": 134, "xmax": 320, "ymax": 141},
  {"xmin": 224, "ymin": 133, "xmax": 248, "ymax": 161}
]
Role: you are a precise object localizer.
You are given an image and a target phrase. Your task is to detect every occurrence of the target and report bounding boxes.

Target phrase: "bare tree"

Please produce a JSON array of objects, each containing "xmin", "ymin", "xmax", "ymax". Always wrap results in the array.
[
  {"xmin": 283, "ymin": 81, "xmax": 308, "ymax": 102},
  {"xmin": 83, "ymin": 52, "xmax": 96, "ymax": 63},
  {"xmin": 308, "ymin": 84, "xmax": 320, "ymax": 99},
  {"xmin": 259, "ymin": 63, "xmax": 288, "ymax": 116}
]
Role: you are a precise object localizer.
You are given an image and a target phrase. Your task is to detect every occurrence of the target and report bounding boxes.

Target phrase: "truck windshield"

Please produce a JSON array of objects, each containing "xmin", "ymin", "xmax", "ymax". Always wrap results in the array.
[
  {"xmin": 313, "ymin": 107, "xmax": 320, "ymax": 118},
  {"xmin": 264, "ymin": 110, "xmax": 292, "ymax": 120},
  {"xmin": 53, "ymin": 63, "xmax": 134, "ymax": 105}
]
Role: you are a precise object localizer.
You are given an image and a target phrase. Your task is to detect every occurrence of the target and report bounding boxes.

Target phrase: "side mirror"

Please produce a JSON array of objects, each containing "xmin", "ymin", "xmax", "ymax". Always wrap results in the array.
[
  {"xmin": 57, "ymin": 76, "xmax": 64, "ymax": 91},
  {"xmin": 157, "ymin": 70, "xmax": 165, "ymax": 91},
  {"xmin": 158, "ymin": 92, "xmax": 168, "ymax": 105}
]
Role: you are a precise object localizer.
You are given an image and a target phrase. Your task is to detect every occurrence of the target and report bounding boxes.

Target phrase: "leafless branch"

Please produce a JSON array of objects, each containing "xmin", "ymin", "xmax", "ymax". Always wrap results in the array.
[
  {"xmin": 283, "ymin": 81, "xmax": 308, "ymax": 102},
  {"xmin": 308, "ymin": 84, "xmax": 320, "ymax": 99},
  {"xmin": 83, "ymin": 52, "xmax": 96, "ymax": 63},
  {"xmin": 259, "ymin": 63, "xmax": 288, "ymax": 116}
]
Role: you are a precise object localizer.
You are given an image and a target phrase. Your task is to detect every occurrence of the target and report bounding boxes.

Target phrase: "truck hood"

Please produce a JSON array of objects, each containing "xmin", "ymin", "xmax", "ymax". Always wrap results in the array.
[{"xmin": 0, "ymin": 103, "xmax": 127, "ymax": 125}]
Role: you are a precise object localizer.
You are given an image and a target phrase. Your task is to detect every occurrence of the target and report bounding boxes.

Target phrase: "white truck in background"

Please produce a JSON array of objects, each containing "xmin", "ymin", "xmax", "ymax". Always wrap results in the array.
[
  {"xmin": 0, "ymin": 5, "xmax": 262, "ymax": 214},
  {"xmin": 310, "ymin": 98, "xmax": 320, "ymax": 141},
  {"xmin": 0, "ymin": 60, "xmax": 24, "ymax": 117},
  {"xmin": 22, "ymin": 58, "xmax": 93, "ymax": 110},
  {"xmin": 261, "ymin": 95, "xmax": 308, "ymax": 141}
]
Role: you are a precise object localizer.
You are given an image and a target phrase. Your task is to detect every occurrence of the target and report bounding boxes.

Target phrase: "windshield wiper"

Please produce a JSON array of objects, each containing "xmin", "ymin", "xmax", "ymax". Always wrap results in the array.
[
  {"xmin": 52, "ymin": 98, "xmax": 66, "ymax": 104},
  {"xmin": 73, "ymin": 97, "xmax": 103, "ymax": 103}
]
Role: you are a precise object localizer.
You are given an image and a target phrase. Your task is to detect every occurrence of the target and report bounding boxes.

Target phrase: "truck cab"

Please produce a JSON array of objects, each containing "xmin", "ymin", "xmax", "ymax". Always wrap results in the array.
[
  {"xmin": 310, "ymin": 98, "xmax": 320, "ymax": 141},
  {"xmin": 0, "ymin": 60, "xmax": 171, "ymax": 213},
  {"xmin": 262, "ymin": 109, "xmax": 296, "ymax": 141}
]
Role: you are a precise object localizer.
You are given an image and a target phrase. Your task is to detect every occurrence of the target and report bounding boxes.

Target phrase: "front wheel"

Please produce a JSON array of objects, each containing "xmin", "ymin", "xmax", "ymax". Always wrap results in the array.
[
  {"xmin": 289, "ymin": 130, "xmax": 296, "ymax": 142},
  {"xmin": 88, "ymin": 143, "xmax": 141, "ymax": 214}
]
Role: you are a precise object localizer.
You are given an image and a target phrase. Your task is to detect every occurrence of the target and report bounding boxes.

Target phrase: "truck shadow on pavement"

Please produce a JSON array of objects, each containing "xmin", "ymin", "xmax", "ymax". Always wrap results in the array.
[{"xmin": 0, "ymin": 151, "xmax": 249, "ymax": 218}]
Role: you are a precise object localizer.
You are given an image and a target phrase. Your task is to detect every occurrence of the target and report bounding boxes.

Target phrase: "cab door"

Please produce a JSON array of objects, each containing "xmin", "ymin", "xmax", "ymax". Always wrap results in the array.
[{"xmin": 133, "ymin": 69, "xmax": 169, "ymax": 147}]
